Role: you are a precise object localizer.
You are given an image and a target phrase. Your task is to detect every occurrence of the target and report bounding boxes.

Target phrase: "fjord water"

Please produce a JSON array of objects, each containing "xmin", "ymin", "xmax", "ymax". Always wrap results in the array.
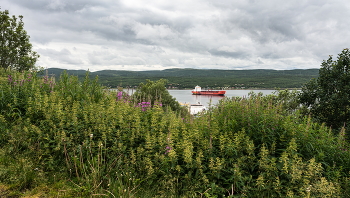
[
  {"xmin": 168, "ymin": 90, "xmax": 275, "ymax": 106},
  {"xmin": 123, "ymin": 89, "xmax": 275, "ymax": 106}
]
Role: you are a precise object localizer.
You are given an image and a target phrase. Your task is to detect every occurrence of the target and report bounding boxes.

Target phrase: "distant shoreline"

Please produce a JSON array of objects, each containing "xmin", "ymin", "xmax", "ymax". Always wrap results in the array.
[{"xmin": 46, "ymin": 68, "xmax": 317, "ymax": 90}]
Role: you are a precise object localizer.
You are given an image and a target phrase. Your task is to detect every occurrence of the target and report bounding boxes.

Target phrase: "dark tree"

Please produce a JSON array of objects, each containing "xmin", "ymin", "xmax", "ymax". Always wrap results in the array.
[
  {"xmin": 0, "ymin": 9, "xmax": 39, "ymax": 71},
  {"xmin": 299, "ymin": 48, "xmax": 350, "ymax": 132}
]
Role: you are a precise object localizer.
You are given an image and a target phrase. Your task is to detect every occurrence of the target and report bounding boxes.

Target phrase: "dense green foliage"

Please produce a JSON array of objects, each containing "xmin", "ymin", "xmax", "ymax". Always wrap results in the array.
[
  {"xmin": 0, "ymin": 9, "xmax": 39, "ymax": 71},
  {"xmin": 1, "ymin": 69, "xmax": 349, "ymax": 197},
  {"xmin": 299, "ymin": 48, "xmax": 350, "ymax": 135},
  {"xmin": 46, "ymin": 68, "xmax": 319, "ymax": 89},
  {"xmin": 132, "ymin": 78, "xmax": 182, "ymax": 112}
]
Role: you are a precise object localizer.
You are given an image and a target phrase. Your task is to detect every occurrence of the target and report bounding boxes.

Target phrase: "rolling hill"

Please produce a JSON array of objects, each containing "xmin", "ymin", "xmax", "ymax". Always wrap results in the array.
[{"xmin": 44, "ymin": 68, "xmax": 319, "ymax": 89}]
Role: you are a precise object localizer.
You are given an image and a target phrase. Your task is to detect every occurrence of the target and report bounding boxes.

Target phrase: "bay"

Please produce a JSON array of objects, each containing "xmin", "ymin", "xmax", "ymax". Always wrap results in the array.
[
  {"xmin": 123, "ymin": 89, "xmax": 275, "ymax": 106},
  {"xmin": 168, "ymin": 90, "xmax": 275, "ymax": 106}
]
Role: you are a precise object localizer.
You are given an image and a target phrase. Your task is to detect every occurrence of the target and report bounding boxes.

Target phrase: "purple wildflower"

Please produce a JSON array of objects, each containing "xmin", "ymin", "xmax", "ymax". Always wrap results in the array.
[
  {"xmin": 136, "ymin": 101, "xmax": 151, "ymax": 111},
  {"xmin": 26, "ymin": 73, "xmax": 32, "ymax": 81},
  {"xmin": 117, "ymin": 91, "xmax": 123, "ymax": 99},
  {"xmin": 116, "ymin": 91, "xmax": 130, "ymax": 103},
  {"xmin": 43, "ymin": 76, "xmax": 49, "ymax": 84},
  {"xmin": 164, "ymin": 146, "xmax": 172, "ymax": 155},
  {"xmin": 8, "ymin": 75, "xmax": 12, "ymax": 83},
  {"xmin": 154, "ymin": 101, "xmax": 163, "ymax": 107}
]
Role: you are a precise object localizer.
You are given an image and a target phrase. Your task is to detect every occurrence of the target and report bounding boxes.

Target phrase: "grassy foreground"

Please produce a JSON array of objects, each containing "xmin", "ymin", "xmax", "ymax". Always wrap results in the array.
[{"xmin": 0, "ymin": 69, "xmax": 350, "ymax": 197}]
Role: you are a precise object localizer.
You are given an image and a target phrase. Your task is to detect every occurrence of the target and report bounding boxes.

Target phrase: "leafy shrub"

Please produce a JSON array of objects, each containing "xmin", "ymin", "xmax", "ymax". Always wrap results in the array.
[
  {"xmin": 299, "ymin": 48, "xmax": 350, "ymax": 136},
  {"xmin": 0, "ymin": 69, "xmax": 349, "ymax": 197}
]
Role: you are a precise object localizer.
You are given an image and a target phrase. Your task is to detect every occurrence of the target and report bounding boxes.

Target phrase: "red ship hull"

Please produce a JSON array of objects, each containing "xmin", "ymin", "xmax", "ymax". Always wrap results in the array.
[{"xmin": 192, "ymin": 90, "xmax": 226, "ymax": 96}]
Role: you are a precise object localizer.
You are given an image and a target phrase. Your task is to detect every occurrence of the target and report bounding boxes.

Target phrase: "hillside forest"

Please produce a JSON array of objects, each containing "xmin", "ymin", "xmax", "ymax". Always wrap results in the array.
[{"xmin": 44, "ymin": 68, "xmax": 319, "ymax": 89}]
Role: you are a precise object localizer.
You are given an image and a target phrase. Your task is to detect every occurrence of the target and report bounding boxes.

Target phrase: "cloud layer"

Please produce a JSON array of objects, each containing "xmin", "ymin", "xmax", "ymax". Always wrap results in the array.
[{"xmin": 3, "ymin": 0, "xmax": 350, "ymax": 71}]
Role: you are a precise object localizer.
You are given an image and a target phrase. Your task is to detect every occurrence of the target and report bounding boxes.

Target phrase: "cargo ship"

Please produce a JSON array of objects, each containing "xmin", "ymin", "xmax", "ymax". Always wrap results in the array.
[{"xmin": 191, "ymin": 86, "xmax": 226, "ymax": 96}]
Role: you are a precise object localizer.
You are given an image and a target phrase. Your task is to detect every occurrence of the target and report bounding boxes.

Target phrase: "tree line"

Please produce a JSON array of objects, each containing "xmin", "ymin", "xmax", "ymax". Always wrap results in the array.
[{"xmin": 45, "ymin": 68, "xmax": 319, "ymax": 89}]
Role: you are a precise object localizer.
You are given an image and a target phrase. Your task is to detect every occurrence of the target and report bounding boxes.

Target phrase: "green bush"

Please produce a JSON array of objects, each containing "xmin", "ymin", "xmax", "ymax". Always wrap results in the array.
[
  {"xmin": 0, "ymin": 69, "xmax": 349, "ymax": 197},
  {"xmin": 299, "ymin": 48, "xmax": 350, "ymax": 136}
]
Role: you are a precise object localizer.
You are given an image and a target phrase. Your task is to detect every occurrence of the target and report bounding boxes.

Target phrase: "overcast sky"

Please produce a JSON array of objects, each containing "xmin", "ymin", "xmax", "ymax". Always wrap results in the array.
[{"xmin": 2, "ymin": 0, "xmax": 350, "ymax": 71}]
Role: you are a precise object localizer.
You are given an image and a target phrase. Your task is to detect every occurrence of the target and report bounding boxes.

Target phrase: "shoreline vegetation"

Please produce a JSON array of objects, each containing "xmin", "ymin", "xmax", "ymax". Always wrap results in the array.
[{"xmin": 1, "ymin": 68, "xmax": 349, "ymax": 197}]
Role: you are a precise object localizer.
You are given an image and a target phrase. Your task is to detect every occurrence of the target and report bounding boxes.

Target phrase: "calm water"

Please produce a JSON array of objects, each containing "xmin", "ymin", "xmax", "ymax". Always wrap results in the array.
[
  {"xmin": 123, "ymin": 89, "xmax": 275, "ymax": 106},
  {"xmin": 168, "ymin": 90, "xmax": 275, "ymax": 106}
]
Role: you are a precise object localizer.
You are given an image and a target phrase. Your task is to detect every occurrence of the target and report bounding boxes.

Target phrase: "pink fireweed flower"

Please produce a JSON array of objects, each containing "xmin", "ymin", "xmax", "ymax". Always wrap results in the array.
[
  {"xmin": 164, "ymin": 146, "xmax": 172, "ymax": 155},
  {"xmin": 26, "ymin": 73, "xmax": 32, "ymax": 81},
  {"xmin": 136, "ymin": 101, "xmax": 151, "ymax": 111},
  {"xmin": 154, "ymin": 101, "xmax": 163, "ymax": 107},
  {"xmin": 8, "ymin": 75, "xmax": 12, "ymax": 83},
  {"xmin": 117, "ymin": 91, "xmax": 123, "ymax": 98},
  {"xmin": 43, "ymin": 76, "xmax": 49, "ymax": 84},
  {"xmin": 116, "ymin": 91, "xmax": 130, "ymax": 103}
]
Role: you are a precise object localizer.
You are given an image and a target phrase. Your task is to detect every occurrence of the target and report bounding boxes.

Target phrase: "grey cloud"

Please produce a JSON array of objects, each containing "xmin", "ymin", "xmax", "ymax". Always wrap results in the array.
[
  {"xmin": 37, "ymin": 48, "xmax": 83, "ymax": 65},
  {"xmin": 208, "ymin": 49, "xmax": 249, "ymax": 59},
  {"xmin": 3, "ymin": 0, "xmax": 350, "ymax": 71},
  {"xmin": 10, "ymin": 0, "xmax": 111, "ymax": 12},
  {"xmin": 231, "ymin": 11, "xmax": 301, "ymax": 43},
  {"xmin": 256, "ymin": 59, "xmax": 264, "ymax": 64}
]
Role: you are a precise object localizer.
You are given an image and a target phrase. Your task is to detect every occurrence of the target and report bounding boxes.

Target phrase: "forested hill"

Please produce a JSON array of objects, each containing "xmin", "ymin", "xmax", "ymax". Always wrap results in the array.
[{"xmin": 45, "ymin": 68, "xmax": 319, "ymax": 89}]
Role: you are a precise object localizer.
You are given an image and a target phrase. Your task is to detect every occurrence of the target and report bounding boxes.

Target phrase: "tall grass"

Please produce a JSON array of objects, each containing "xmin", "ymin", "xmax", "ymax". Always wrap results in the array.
[{"xmin": 0, "ymin": 69, "xmax": 349, "ymax": 197}]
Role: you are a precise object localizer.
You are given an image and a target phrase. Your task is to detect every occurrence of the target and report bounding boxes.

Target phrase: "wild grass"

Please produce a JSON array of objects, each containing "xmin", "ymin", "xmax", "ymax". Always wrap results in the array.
[{"xmin": 0, "ymin": 68, "xmax": 349, "ymax": 197}]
